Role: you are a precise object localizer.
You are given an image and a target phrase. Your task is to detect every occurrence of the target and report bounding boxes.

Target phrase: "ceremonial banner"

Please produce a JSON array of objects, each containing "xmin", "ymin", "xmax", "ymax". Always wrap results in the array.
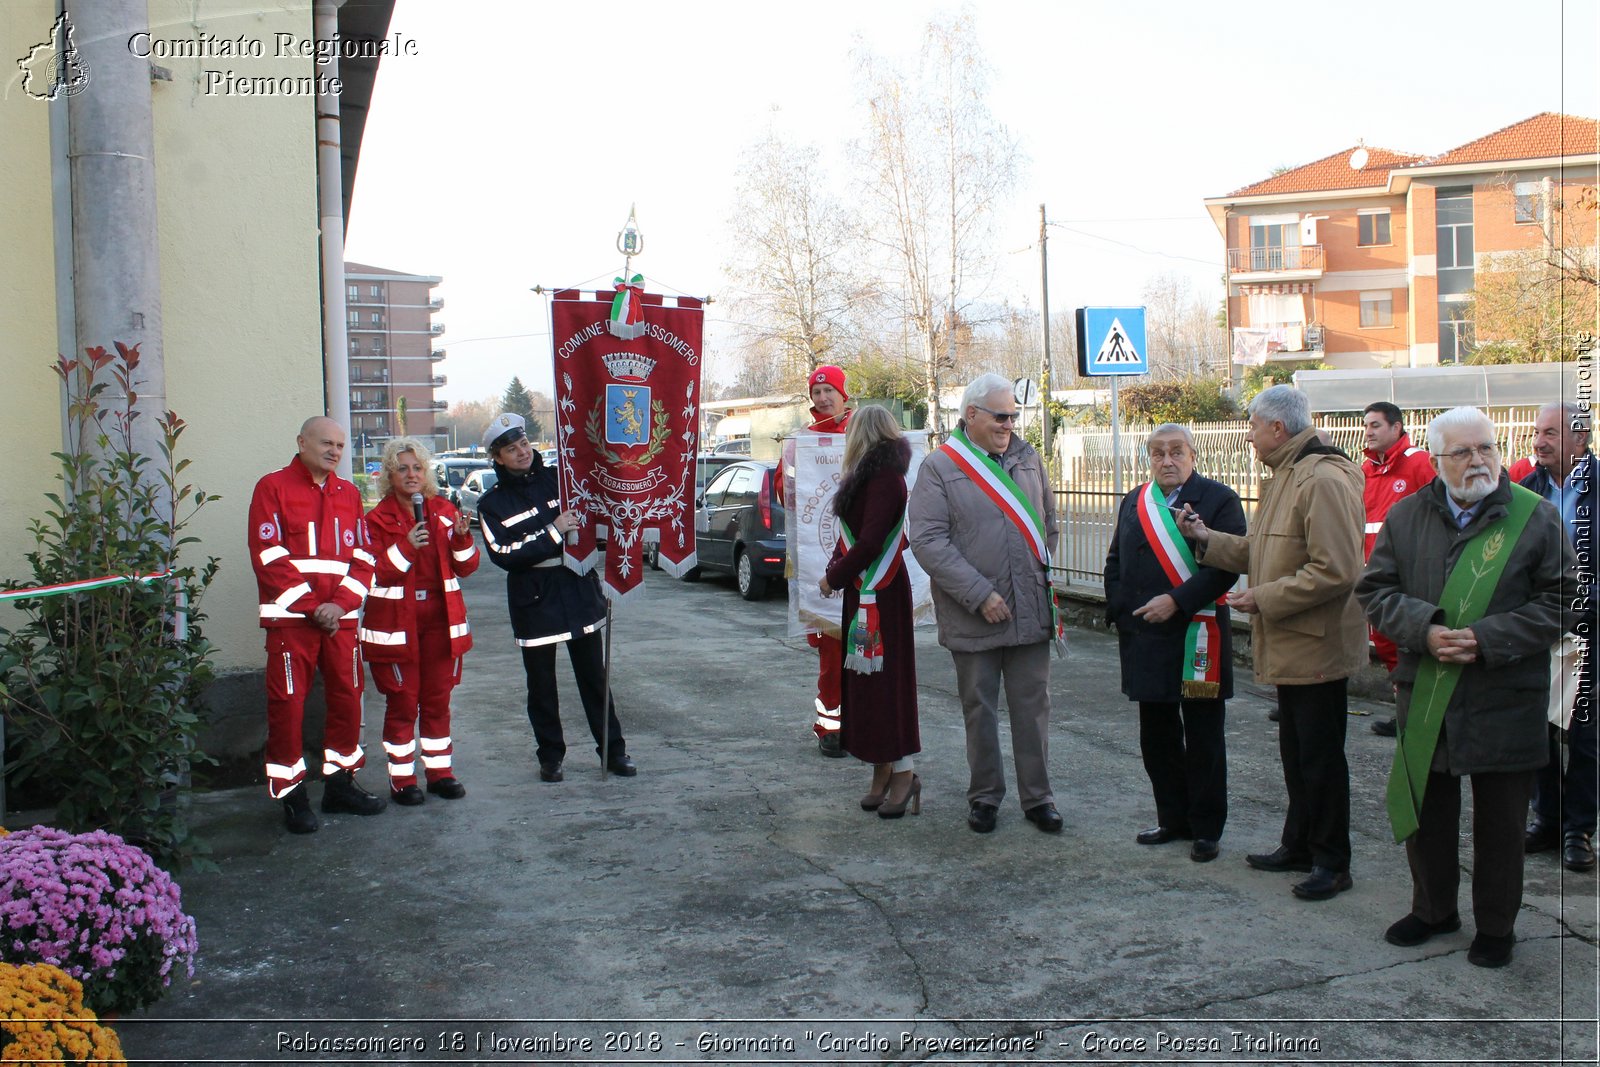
[
  {"xmin": 786, "ymin": 429, "xmax": 935, "ymax": 638},
  {"xmin": 551, "ymin": 288, "xmax": 703, "ymax": 600}
]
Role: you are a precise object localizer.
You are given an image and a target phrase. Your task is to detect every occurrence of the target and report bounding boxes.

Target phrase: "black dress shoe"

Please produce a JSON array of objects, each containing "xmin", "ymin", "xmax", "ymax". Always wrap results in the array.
[
  {"xmin": 1023, "ymin": 803, "xmax": 1063, "ymax": 833},
  {"xmin": 1371, "ymin": 717, "xmax": 1397, "ymax": 737},
  {"xmin": 281, "ymin": 785, "xmax": 319, "ymax": 834},
  {"xmin": 426, "ymin": 777, "xmax": 466, "ymax": 799},
  {"xmin": 1136, "ymin": 826, "xmax": 1192, "ymax": 845},
  {"xmin": 1467, "ymin": 931, "xmax": 1515, "ymax": 968},
  {"xmin": 1292, "ymin": 866, "xmax": 1353, "ymax": 900},
  {"xmin": 1525, "ymin": 821, "xmax": 1560, "ymax": 853},
  {"xmin": 1383, "ymin": 912, "xmax": 1461, "ymax": 947},
  {"xmin": 1246, "ymin": 845, "xmax": 1315, "ymax": 873},
  {"xmin": 538, "ymin": 761, "xmax": 564, "ymax": 783},
  {"xmin": 1563, "ymin": 831, "xmax": 1597, "ymax": 872},
  {"xmin": 391, "ymin": 784, "xmax": 426, "ymax": 807},
  {"xmin": 818, "ymin": 733, "xmax": 844, "ymax": 758},
  {"xmin": 1267, "ymin": 706, "xmax": 1280, "ymax": 722},
  {"xmin": 606, "ymin": 753, "xmax": 638, "ymax": 777},
  {"xmin": 1190, "ymin": 839, "xmax": 1220, "ymax": 863},
  {"xmin": 967, "ymin": 802, "xmax": 998, "ymax": 834}
]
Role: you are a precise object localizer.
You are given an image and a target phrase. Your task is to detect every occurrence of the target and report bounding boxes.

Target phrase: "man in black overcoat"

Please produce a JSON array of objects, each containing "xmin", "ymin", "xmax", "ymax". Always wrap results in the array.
[{"xmin": 1105, "ymin": 423, "xmax": 1246, "ymax": 862}]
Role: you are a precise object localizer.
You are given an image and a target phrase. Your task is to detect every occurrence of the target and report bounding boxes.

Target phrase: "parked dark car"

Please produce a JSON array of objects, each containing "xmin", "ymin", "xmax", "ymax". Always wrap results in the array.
[
  {"xmin": 457, "ymin": 468, "xmax": 497, "ymax": 527},
  {"xmin": 682, "ymin": 460, "xmax": 785, "ymax": 600},
  {"xmin": 644, "ymin": 453, "xmax": 744, "ymax": 570},
  {"xmin": 433, "ymin": 457, "xmax": 490, "ymax": 506}
]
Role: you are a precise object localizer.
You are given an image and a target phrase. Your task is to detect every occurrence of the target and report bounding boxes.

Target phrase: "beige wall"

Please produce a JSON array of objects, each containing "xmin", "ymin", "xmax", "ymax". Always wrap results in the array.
[{"xmin": 1, "ymin": 0, "xmax": 328, "ymax": 674}]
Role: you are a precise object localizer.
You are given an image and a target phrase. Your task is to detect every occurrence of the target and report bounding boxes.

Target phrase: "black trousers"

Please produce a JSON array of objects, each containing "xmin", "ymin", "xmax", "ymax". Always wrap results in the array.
[
  {"xmin": 1138, "ymin": 699, "xmax": 1227, "ymax": 840},
  {"xmin": 1407, "ymin": 768, "xmax": 1532, "ymax": 938},
  {"xmin": 1277, "ymin": 679, "xmax": 1351, "ymax": 871},
  {"xmin": 520, "ymin": 630, "xmax": 625, "ymax": 766}
]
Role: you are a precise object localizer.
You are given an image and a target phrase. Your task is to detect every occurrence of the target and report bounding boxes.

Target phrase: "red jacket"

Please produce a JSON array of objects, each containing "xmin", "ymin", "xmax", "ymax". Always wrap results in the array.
[
  {"xmin": 248, "ymin": 457, "xmax": 374, "ymax": 628},
  {"xmin": 1362, "ymin": 431, "xmax": 1435, "ymax": 558},
  {"xmin": 1507, "ymin": 455, "xmax": 1537, "ymax": 484},
  {"xmin": 361, "ymin": 492, "xmax": 479, "ymax": 662}
]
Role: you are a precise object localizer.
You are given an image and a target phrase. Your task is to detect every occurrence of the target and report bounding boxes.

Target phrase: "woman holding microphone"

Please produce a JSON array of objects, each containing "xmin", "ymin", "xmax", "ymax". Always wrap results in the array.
[{"xmin": 363, "ymin": 437, "xmax": 479, "ymax": 805}]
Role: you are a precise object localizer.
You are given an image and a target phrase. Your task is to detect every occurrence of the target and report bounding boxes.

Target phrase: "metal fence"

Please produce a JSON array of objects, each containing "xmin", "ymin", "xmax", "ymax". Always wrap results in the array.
[{"xmin": 1054, "ymin": 407, "xmax": 1546, "ymax": 587}]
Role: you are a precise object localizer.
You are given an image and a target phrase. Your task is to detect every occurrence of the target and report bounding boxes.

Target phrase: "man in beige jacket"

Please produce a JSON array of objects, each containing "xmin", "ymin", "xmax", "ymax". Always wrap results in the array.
[{"xmin": 1180, "ymin": 385, "xmax": 1366, "ymax": 901}]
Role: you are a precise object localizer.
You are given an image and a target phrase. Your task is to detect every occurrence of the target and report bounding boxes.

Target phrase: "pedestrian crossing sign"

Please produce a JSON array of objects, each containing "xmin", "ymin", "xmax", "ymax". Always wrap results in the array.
[{"xmin": 1075, "ymin": 306, "xmax": 1148, "ymax": 376}]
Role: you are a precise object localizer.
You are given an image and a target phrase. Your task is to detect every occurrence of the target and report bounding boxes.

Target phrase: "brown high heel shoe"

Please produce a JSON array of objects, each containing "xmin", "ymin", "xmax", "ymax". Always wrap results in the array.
[
  {"xmin": 877, "ymin": 772, "xmax": 920, "ymax": 819},
  {"xmin": 860, "ymin": 764, "xmax": 893, "ymax": 811}
]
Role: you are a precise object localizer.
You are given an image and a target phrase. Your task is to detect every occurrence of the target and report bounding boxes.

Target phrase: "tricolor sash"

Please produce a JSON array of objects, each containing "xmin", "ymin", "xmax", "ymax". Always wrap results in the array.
[
  {"xmin": 939, "ymin": 428, "xmax": 1065, "ymax": 655},
  {"xmin": 1134, "ymin": 482, "xmax": 1224, "ymax": 698},
  {"xmin": 838, "ymin": 515, "xmax": 907, "ymax": 674},
  {"xmin": 1386, "ymin": 483, "xmax": 1543, "ymax": 843}
]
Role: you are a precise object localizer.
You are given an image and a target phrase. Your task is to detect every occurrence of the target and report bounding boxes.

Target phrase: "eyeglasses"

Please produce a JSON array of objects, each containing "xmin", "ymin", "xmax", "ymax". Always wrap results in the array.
[
  {"xmin": 1438, "ymin": 443, "xmax": 1498, "ymax": 462},
  {"xmin": 973, "ymin": 405, "xmax": 1020, "ymax": 424}
]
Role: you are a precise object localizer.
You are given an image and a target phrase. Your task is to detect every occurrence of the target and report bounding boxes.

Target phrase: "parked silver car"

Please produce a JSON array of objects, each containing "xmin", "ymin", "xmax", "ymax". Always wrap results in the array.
[{"xmin": 456, "ymin": 468, "xmax": 498, "ymax": 528}]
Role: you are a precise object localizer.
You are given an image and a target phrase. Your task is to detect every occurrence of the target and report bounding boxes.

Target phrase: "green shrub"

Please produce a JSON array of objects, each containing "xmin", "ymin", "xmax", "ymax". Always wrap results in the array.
[
  {"xmin": 0, "ymin": 344, "xmax": 218, "ymax": 870},
  {"xmin": 1118, "ymin": 378, "xmax": 1239, "ymax": 424}
]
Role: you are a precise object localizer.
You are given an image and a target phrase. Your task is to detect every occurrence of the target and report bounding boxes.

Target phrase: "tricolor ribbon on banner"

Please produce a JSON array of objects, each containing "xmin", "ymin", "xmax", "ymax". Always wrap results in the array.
[{"xmin": 608, "ymin": 274, "xmax": 646, "ymax": 340}]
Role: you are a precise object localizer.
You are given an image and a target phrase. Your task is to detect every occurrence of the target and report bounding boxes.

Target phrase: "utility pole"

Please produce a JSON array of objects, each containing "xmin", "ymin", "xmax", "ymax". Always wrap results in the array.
[{"xmin": 1038, "ymin": 204, "xmax": 1053, "ymax": 479}]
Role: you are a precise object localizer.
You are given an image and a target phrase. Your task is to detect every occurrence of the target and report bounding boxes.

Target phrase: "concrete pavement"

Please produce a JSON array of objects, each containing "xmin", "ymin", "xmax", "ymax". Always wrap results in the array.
[{"xmin": 93, "ymin": 557, "xmax": 1597, "ymax": 1065}]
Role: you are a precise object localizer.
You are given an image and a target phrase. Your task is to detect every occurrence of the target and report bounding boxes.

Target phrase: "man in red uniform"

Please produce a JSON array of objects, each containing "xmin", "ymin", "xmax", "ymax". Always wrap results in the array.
[
  {"xmin": 782, "ymin": 366, "xmax": 854, "ymax": 755},
  {"xmin": 248, "ymin": 416, "xmax": 387, "ymax": 833},
  {"xmin": 1360, "ymin": 402, "xmax": 1435, "ymax": 737}
]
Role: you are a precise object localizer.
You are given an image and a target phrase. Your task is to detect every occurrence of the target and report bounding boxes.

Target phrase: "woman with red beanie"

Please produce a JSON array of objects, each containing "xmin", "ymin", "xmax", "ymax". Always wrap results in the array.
[{"xmin": 362, "ymin": 437, "xmax": 479, "ymax": 805}]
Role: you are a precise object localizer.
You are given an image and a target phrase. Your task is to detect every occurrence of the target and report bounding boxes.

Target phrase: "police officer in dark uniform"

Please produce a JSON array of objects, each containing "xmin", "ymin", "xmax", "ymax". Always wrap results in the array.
[{"xmin": 476, "ymin": 413, "xmax": 636, "ymax": 782}]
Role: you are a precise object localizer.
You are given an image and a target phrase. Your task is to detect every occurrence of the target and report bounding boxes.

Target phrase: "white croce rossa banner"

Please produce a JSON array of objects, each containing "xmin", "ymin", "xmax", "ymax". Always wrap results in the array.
[{"xmin": 785, "ymin": 428, "xmax": 935, "ymax": 639}]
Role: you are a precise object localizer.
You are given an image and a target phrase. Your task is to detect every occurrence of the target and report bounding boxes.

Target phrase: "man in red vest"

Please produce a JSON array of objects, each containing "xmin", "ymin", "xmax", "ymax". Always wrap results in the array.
[
  {"xmin": 248, "ymin": 416, "xmax": 387, "ymax": 833},
  {"xmin": 1361, "ymin": 402, "xmax": 1435, "ymax": 737}
]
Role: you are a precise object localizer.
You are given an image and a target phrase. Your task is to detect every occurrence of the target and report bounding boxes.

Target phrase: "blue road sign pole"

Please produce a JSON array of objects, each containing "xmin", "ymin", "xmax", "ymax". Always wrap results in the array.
[{"xmin": 1112, "ymin": 376, "xmax": 1122, "ymax": 497}]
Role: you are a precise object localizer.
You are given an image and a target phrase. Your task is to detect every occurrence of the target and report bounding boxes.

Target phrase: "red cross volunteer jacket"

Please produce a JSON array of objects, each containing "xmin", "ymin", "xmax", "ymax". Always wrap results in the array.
[
  {"xmin": 360, "ymin": 492, "xmax": 479, "ymax": 662},
  {"xmin": 248, "ymin": 458, "xmax": 374, "ymax": 628}
]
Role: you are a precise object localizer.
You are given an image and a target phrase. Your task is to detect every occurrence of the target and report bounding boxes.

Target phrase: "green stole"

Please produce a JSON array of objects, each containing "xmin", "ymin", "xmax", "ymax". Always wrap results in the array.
[{"xmin": 1386, "ymin": 483, "xmax": 1542, "ymax": 843}]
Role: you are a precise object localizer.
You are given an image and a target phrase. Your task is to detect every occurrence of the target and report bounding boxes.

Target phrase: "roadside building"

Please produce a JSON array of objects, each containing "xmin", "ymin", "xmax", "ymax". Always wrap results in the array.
[
  {"xmin": 344, "ymin": 262, "xmax": 446, "ymax": 459},
  {"xmin": 1207, "ymin": 113, "xmax": 1599, "ymax": 371}
]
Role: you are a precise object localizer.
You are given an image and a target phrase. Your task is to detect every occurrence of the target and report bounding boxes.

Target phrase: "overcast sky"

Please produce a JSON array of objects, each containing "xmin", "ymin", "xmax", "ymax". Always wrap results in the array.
[{"xmin": 343, "ymin": 0, "xmax": 1600, "ymax": 405}]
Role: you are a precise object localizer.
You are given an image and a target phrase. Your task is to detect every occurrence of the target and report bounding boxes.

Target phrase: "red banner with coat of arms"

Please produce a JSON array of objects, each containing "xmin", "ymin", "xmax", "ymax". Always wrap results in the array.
[{"xmin": 551, "ymin": 288, "xmax": 703, "ymax": 600}]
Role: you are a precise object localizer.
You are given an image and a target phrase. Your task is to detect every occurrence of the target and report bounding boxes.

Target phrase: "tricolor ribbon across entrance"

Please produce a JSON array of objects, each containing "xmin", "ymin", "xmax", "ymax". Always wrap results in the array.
[
  {"xmin": 0, "ymin": 570, "xmax": 171, "ymax": 604},
  {"xmin": 1133, "ymin": 481, "xmax": 1223, "ymax": 699}
]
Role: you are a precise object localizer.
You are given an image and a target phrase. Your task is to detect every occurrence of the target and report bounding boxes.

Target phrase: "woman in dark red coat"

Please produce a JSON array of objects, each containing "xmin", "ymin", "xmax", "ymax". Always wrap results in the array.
[{"xmin": 820, "ymin": 406, "xmax": 921, "ymax": 818}]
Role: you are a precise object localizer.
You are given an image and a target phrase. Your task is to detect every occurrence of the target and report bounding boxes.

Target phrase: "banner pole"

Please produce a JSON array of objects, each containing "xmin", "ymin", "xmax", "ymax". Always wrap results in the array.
[{"xmin": 600, "ymin": 597, "xmax": 614, "ymax": 779}]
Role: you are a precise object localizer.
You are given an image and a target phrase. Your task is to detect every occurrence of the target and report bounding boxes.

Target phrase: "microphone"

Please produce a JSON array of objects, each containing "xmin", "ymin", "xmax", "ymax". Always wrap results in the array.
[{"xmin": 411, "ymin": 492, "xmax": 426, "ymax": 525}]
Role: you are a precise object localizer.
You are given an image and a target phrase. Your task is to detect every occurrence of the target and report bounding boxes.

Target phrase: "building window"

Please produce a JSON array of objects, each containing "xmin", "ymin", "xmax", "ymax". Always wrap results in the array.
[
  {"xmin": 1248, "ymin": 218, "xmax": 1301, "ymax": 271},
  {"xmin": 347, "ymin": 310, "xmax": 359, "ymax": 326},
  {"xmin": 1435, "ymin": 189, "xmax": 1474, "ymax": 297},
  {"xmin": 371, "ymin": 339, "xmax": 385, "ymax": 356},
  {"xmin": 1514, "ymin": 181, "xmax": 1545, "ymax": 225},
  {"xmin": 370, "ymin": 285, "xmax": 382, "ymax": 298},
  {"xmin": 1357, "ymin": 210, "xmax": 1390, "ymax": 246},
  {"xmin": 348, "ymin": 338, "xmax": 358, "ymax": 355},
  {"xmin": 1359, "ymin": 291, "xmax": 1393, "ymax": 328},
  {"xmin": 346, "ymin": 284, "xmax": 358, "ymax": 300},
  {"xmin": 1438, "ymin": 298, "xmax": 1473, "ymax": 364},
  {"xmin": 370, "ymin": 312, "xmax": 382, "ymax": 325}
]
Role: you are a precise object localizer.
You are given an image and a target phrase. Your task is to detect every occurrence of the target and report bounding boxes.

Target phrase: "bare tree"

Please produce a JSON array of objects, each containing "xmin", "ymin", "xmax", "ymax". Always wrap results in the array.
[
  {"xmin": 724, "ymin": 132, "xmax": 867, "ymax": 392},
  {"xmin": 1142, "ymin": 272, "xmax": 1228, "ymax": 379},
  {"xmin": 856, "ymin": 12, "xmax": 1019, "ymax": 432}
]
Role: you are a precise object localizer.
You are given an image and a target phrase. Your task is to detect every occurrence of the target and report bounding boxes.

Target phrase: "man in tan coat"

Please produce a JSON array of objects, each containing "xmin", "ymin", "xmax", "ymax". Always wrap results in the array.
[{"xmin": 1180, "ymin": 385, "xmax": 1366, "ymax": 900}]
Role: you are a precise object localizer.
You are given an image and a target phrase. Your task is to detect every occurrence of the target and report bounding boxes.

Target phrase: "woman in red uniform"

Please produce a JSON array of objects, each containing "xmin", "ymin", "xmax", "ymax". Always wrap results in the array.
[
  {"xmin": 819, "ymin": 406, "xmax": 920, "ymax": 818},
  {"xmin": 363, "ymin": 437, "xmax": 479, "ymax": 805}
]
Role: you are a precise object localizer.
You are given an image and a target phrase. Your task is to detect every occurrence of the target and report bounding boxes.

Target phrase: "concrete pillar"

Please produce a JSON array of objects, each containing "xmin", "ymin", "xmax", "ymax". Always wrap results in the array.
[
  {"xmin": 64, "ymin": 0, "xmax": 166, "ymax": 488},
  {"xmin": 315, "ymin": 0, "xmax": 353, "ymax": 478}
]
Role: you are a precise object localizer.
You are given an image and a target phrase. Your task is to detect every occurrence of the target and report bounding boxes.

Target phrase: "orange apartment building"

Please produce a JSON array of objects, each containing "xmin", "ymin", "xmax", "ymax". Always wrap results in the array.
[
  {"xmin": 1206, "ymin": 113, "xmax": 1598, "ymax": 370},
  {"xmin": 344, "ymin": 261, "xmax": 447, "ymax": 456}
]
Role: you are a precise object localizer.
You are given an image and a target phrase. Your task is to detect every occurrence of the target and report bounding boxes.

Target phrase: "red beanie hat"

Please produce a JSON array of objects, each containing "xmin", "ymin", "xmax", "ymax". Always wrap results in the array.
[{"xmin": 808, "ymin": 365, "xmax": 849, "ymax": 402}]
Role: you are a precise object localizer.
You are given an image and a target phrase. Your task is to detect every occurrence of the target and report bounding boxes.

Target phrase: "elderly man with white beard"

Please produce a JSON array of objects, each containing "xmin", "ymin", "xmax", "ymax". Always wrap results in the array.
[{"xmin": 1357, "ymin": 406, "xmax": 1572, "ymax": 968}]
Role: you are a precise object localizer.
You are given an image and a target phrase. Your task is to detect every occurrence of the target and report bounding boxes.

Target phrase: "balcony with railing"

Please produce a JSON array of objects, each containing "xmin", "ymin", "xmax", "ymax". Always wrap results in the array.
[
  {"xmin": 429, "ymin": 322, "xmax": 446, "ymax": 335},
  {"xmin": 430, "ymin": 348, "xmax": 447, "ymax": 361},
  {"xmin": 422, "ymin": 400, "xmax": 448, "ymax": 412},
  {"xmin": 350, "ymin": 394, "xmax": 391, "ymax": 411},
  {"xmin": 429, "ymin": 297, "xmax": 444, "ymax": 310},
  {"xmin": 431, "ymin": 374, "xmax": 446, "ymax": 387},
  {"xmin": 1226, "ymin": 244, "xmax": 1324, "ymax": 281},
  {"xmin": 350, "ymin": 369, "xmax": 390, "ymax": 384}
]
